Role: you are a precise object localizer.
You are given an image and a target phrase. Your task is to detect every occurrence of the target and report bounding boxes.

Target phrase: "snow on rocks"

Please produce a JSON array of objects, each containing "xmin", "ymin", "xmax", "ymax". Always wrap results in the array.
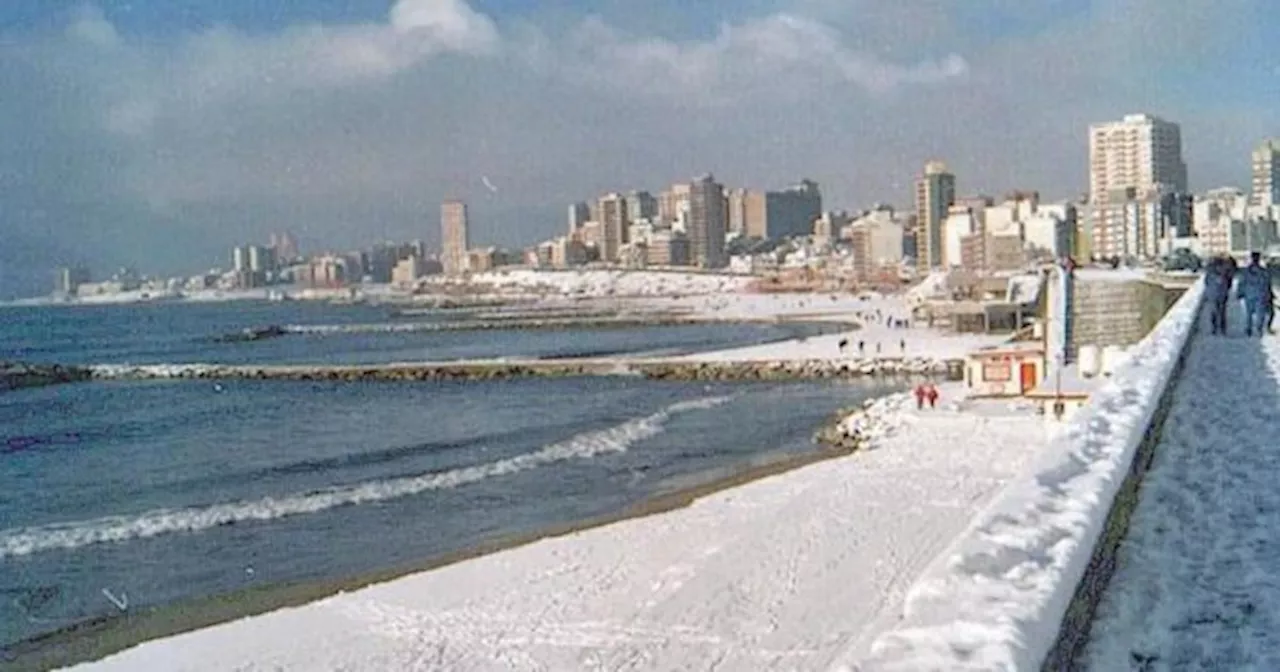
[
  {"xmin": 851, "ymin": 277, "xmax": 1205, "ymax": 672},
  {"xmin": 89, "ymin": 363, "xmax": 219, "ymax": 380},
  {"xmin": 427, "ymin": 269, "xmax": 753, "ymax": 298},
  {"xmin": 813, "ymin": 392, "xmax": 912, "ymax": 450}
]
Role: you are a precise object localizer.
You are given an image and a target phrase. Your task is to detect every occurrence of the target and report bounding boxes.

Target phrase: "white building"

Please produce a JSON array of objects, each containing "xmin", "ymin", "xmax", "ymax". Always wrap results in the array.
[
  {"xmin": 843, "ymin": 208, "xmax": 905, "ymax": 266},
  {"xmin": 1252, "ymin": 139, "xmax": 1280, "ymax": 207},
  {"xmin": 391, "ymin": 256, "xmax": 422, "ymax": 286},
  {"xmin": 943, "ymin": 208, "xmax": 981, "ymax": 269},
  {"xmin": 1023, "ymin": 209, "xmax": 1073, "ymax": 259},
  {"xmin": 1194, "ymin": 188, "xmax": 1248, "ymax": 257},
  {"xmin": 984, "ymin": 203, "xmax": 1020, "ymax": 237},
  {"xmin": 1088, "ymin": 113, "xmax": 1188, "ymax": 261}
]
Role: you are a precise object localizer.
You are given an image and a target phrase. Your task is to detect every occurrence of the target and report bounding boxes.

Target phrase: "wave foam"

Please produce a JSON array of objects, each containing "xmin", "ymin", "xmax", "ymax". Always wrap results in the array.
[{"xmin": 0, "ymin": 395, "xmax": 732, "ymax": 559}]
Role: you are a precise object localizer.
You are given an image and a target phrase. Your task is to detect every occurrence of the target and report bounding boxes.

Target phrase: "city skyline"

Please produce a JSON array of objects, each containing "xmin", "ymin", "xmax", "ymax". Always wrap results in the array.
[{"xmin": 3, "ymin": 0, "xmax": 1278, "ymax": 299}]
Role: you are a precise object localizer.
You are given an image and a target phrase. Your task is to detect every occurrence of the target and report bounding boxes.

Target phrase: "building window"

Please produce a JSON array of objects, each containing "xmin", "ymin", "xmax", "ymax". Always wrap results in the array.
[{"xmin": 982, "ymin": 359, "xmax": 1011, "ymax": 382}]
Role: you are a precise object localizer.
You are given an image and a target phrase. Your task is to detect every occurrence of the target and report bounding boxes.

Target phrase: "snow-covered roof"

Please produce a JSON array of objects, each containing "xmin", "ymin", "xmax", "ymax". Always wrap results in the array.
[{"xmin": 1005, "ymin": 274, "xmax": 1044, "ymax": 304}]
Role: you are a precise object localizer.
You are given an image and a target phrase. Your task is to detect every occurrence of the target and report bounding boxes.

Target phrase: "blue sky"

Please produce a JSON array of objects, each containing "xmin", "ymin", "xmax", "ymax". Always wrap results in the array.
[{"xmin": 0, "ymin": 0, "xmax": 1277, "ymax": 298}]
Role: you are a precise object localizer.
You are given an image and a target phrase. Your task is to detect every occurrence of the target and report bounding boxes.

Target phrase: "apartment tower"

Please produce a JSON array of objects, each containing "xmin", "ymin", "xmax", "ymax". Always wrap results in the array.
[
  {"xmin": 441, "ymin": 200, "xmax": 470, "ymax": 276},
  {"xmin": 914, "ymin": 160, "xmax": 956, "ymax": 271},
  {"xmin": 1087, "ymin": 113, "xmax": 1187, "ymax": 259},
  {"xmin": 1251, "ymin": 139, "xmax": 1280, "ymax": 208},
  {"xmin": 567, "ymin": 201, "xmax": 591, "ymax": 234},
  {"xmin": 597, "ymin": 192, "xmax": 629, "ymax": 262},
  {"xmin": 687, "ymin": 174, "xmax": 727, "ymax": 268}
]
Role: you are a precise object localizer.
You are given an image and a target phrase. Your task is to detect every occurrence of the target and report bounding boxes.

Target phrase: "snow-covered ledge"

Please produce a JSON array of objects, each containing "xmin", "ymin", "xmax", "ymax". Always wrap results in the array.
[{"xmin": 852, "ymin": 277, "xmax": 1206, "ymax": 671}]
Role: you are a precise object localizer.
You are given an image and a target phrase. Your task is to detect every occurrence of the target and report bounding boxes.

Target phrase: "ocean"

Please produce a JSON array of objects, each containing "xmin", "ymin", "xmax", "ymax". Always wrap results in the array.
[{"xmin": 0, "ymin": 301, "xmax": 901, "ymax": 654}]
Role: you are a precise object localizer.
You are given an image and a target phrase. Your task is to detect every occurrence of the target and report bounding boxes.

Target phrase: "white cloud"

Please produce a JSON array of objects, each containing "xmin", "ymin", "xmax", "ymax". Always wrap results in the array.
[{"xmin": 552, "ymin": 13, "xmax": 968, "ymax": 103}]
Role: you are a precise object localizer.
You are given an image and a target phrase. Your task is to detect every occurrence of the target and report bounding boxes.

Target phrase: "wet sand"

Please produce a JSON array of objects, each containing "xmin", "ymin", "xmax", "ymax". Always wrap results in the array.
[{"xmin": 2, "ymin": 432, "xmax": 873, "ymax": 672}]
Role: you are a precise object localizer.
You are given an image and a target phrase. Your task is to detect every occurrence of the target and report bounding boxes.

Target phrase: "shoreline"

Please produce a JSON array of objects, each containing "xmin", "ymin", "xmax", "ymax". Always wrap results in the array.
[{"xmin": 2, "ymin": 397, "xmax": 896, "ymax": 672}]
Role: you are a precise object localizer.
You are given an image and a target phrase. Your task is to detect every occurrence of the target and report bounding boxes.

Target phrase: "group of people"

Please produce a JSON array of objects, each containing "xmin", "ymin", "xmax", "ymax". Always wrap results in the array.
[
  {"xmin": 913, "ymin": 382, "xmax": 940, "ymax": 410},
  {"xmin": 1206, "ymin": 251, "xmax": 1276, "ymax": 337},
  {"xmin": 837, "ymin": 338, "xmax": 908, "ymax": 357}
]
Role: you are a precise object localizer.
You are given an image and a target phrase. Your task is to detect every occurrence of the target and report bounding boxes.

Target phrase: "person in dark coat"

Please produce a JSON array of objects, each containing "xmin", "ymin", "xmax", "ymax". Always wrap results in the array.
[
  {"xmin": 1238, "ymin": 252, "xmax": 1270, "ymax": 337},
  {"xmin": 1206, "ymin": 255, "xmax": 1237, "ymax": 335}
]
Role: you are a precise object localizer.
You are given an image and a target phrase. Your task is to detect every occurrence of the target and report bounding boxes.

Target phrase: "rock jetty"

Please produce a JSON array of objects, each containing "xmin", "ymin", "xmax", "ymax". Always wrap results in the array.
[
  {"xmin": 88, "ymin": 357, "xmax": 963, "ymax": 384},
  {"xmin": 213, "ymin": 325, "xmax": 288, "ymax": 343},
  {"xmin": 633, "ymin": 357, "xmax": 957, "ymax": 381},
  {"xmin": 0, "ymin": 362, "xmax": 93, "ymax": 391},
  {"xmin": 813, "ymin": 392, "xmax": 908, "ymax": 451}
]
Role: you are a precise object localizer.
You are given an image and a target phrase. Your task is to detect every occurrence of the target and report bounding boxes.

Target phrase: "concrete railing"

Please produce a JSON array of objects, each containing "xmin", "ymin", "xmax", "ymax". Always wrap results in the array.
[{"xmin": 851, "ymin": 277, "xmax": 1206, "ymax": 671}]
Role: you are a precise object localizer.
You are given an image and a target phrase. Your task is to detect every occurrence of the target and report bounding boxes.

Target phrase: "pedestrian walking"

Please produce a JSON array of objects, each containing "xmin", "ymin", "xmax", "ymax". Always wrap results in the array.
[
  {"xmin": 913, "ymin": 384, "xmax": 927, "ymax": 410},
  {"xmin": 1238, "ymin": 251, "xmax": 1270, "ymax": 337},
  {"xmin": 925, "ymin": 384, "xmax": 939, "ymax": 409}
]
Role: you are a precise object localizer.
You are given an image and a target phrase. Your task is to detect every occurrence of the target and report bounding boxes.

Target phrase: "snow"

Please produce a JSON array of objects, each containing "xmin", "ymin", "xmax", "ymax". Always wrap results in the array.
[
  {"xmin": 854, "ymin": 277, "xmax": 1205, "ymax": 671},
  {"xmin": 1005, "ymin": 273, "xmax": 1043, "ymax": 305},
  {"xmin": 428, "ymin": 268, "xmax": 755, "ymax": 297},
  {"xmin": 665, "ymin": 292, "xmax": 1004, "ymax": 362},
  {"xmin": 66, "ymin": 389, "xmax": 1046, "ymax": 672},
  {"xmin": 1081, "ymin": 303, "xmax": 1280, "ymax": 669},
  {"xmin": 905, "ymin": 271, "xmax": 950, "ymax": 305}
]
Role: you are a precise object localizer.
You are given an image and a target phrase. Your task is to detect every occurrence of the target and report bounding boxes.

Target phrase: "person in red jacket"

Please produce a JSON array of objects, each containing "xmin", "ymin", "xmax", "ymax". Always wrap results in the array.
[
  {"xmin": 926, "ymin": 384, "xmax": 939, "ymax": 409},
  {"xmin": 913, "ymin": 384, "xmax": 927, "ymax": 410}
]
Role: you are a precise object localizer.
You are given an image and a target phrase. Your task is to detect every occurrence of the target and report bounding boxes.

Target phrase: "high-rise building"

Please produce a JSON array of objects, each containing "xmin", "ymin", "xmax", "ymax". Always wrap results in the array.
[
  {"xmin": 627, "ymin": 191, "xmax": 657, "ymax": 223},
  {"xmin": 726, "ymin": 188, "xmax": 749, "ymax": 236},
  {"xmin": 232, "ymin": 245, "xmax": 249, "ymax": 273},
  {"xmin": 914, "ymin": 160, "xmax": 956, "ymax": 271},
  {"xmin": 744, "ymin": 190, "xmax": 767, "ymax": 238},
  {"xmin": 247, "ymin": 245, "xmax": 276, "ymax": 274},
  {"xmin": 1252, "ymin": 139, "xmax": 1280, "ymax": 208},
  {"xmin": 568, "ymin": 202, "xmax": 591, "ymax": 234},
  {"xmin": 597, "ymin": 192, "xmax": 629, "ymax": 262},
  {"xmin": 1087, "ymin": 113, "xmax": 1187, "ymax": 260},
  {"xmin": 441, "ymin": 200, "xmax": 470, "ymax": 275},
  {"xmin": 269, "ymin": 232, "xmax": 299, "ymax": 262},
  {"xmin": 658, "ymin": 184, "xmax": 691, "ymax": 226},
  {"xmin": 764, "ymin": 179, "xmax": 823, "ymax": 239},
  {"xmin": 686, "ymin": 174, "xmax": 727, "ymax": 268}
]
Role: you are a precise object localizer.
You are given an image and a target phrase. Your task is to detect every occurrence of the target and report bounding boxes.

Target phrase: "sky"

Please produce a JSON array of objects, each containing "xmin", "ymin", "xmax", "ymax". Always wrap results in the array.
[{"xmin": 1, "ymin": 0, "xmax": 1277, "ymax": 298}]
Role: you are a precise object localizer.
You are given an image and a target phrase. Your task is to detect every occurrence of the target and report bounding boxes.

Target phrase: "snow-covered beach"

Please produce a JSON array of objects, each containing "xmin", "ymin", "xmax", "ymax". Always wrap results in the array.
[
  {"xmin": 14, "ymin": 269, "xmax": 1054, "ymax": 671},
  {"xmin": 66, "ymin": 390, "xmax": 1048, "ymax": 671}
]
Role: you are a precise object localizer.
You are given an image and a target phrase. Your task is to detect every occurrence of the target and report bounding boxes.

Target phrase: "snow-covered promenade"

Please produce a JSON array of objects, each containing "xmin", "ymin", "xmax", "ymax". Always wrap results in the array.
[
  {"xmin": 1082, "ymin": 305, "xmax": 1280, "ymax": 669},
  {"xmin": 67, "ymin": 391, "xmax": 1046, "ymax": 671}
]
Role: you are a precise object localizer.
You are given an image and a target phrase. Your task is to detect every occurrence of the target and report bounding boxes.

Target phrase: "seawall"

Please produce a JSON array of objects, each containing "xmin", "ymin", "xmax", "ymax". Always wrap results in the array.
[
  {"xmin": 89, "ymin": 357, "xmax": 965, "ymax": 384},
  {"xmin": 852, "ymin": 277, "xmax": 1204, "ymax": 671}
]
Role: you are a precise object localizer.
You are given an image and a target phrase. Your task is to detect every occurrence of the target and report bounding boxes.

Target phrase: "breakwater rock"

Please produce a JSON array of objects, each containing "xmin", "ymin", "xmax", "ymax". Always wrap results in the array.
[
  {"xmin": 633, "ymin": 357, "xmax": 958, "ymax": 382},
  {"xmin": 813, "ymin": 392, "xmax": 909, "ymax": 451},
  {"xmin": 88, "ymin": 357, "xmax": 963, "ymax": 384},
  {"xmin": 1, "ymin": 362, "xmax": 93, "ymax": 391},
  {"xmin": 213, "ymin": 325, "xmax": 288, "ymax": 343}
]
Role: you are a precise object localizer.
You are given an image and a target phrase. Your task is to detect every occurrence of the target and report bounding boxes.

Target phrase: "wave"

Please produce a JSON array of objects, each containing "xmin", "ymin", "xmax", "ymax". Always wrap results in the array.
[
  {"xmin": 151, "ymin": 424, "xmax": 556, "ymax": 495},
  {"xmin": 0, "ymin": 395, "xmax": 733, "ymax": 559}
]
